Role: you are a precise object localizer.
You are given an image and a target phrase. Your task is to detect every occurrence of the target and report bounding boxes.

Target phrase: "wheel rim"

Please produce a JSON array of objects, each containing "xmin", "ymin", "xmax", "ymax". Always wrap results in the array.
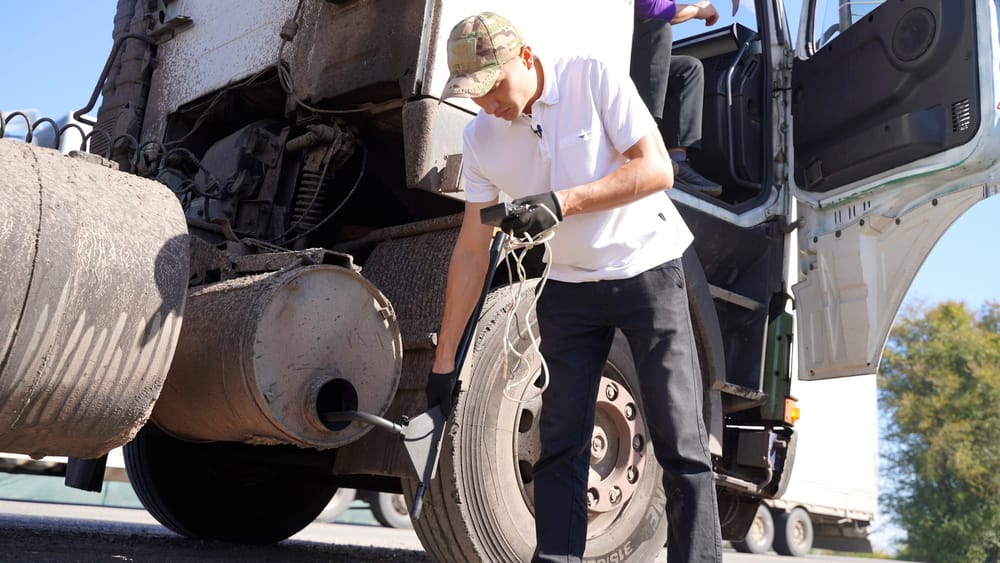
[
  {"xmin": 390, "ymin": 493, "xmax": 407, "ymax": 517},
  {"xmin": 749, "ymin": 513, "xmax": 767, "ymax": 543},
  {"xmin": 508, "ymin": 367, "xmax": 649, "ymax": 536},
  {"xmin": 790, "ymin": 518, "xmax": 807, "ymax": 545}
]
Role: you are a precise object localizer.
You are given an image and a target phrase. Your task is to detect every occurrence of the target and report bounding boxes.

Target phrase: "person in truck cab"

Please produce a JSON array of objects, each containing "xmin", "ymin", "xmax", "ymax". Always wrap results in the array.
[
  {"xmin": 631, "ymin": 0, "xmax": 722, "ymax": 197},
  {"xmin": 426, "ymin": 11, "xmax": 723, "ymax": 563}
]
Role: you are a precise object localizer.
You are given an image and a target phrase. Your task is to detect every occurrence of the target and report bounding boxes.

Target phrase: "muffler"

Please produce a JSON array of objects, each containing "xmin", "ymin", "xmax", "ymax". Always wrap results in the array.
[{"xmin": 152, "ymin": 264, "xmax": 402, "ymax": 449}]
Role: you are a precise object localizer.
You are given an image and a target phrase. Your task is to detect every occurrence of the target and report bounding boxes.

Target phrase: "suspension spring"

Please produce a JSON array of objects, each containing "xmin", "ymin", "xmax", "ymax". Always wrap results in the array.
[{"xmin": 291, "ymin": 169, "xmax": 331, "ymax": 234}]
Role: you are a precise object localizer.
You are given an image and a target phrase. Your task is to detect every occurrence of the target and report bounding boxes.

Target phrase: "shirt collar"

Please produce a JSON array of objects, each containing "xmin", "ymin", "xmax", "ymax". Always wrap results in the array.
[{"xmin": 532, "ymin": 57, "xmax": 559, "ymax": 110}]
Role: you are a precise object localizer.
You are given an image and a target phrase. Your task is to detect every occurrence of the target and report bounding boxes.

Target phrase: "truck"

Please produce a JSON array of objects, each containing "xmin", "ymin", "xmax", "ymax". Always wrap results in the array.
[
  {"xmin": 734, "ymin": 375, "xmax": 878, "ymax": 556},
  {"xmin": 1, "ymin": 0, "xmax": 997, "ymax": 560}
]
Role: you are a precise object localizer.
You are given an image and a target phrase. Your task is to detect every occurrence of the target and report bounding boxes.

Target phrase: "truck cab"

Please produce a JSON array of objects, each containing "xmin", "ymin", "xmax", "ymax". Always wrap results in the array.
[{"xmin": 0, "ymin": 0, "xmax": 996, "ymax": 560}]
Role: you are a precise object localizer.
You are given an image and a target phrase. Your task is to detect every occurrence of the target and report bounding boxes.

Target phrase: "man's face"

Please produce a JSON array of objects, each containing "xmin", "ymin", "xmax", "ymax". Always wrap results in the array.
[{"xmin": 471, "ymin": 50, "xmax": 534, "ymax": 121}]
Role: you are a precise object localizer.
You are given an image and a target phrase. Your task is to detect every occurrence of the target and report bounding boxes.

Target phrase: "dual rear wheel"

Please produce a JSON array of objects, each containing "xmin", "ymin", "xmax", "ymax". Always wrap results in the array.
[{"xmin": 732, "ymin": 504, "xmax": 814, "ymax": 556}]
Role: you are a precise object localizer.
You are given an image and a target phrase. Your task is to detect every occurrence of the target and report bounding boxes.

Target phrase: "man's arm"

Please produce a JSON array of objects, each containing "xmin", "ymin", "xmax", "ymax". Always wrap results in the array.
[
  {"xmin": 672, "ymin": 1, "xmax": 719, "ymax": 25},
  {"xmin": 555, "ymin": 130, "xmax": 674, "ymax": 217},
  {"xmin": 431, "ymin": 198, "xmax": 499, "ymax": 373}
]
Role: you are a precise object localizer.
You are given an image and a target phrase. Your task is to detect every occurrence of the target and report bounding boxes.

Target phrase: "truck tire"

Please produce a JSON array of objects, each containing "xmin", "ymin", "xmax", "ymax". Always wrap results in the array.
[
  {"xmin": 732, "ymin": 504, "xmax": 774, "ymax": 554},
  {"xmin": 124, "ymin": 425, "xmax": 337, "ymax": 543},
  {"xmin": 317, "ymin": 488, "xmax": 357, "ymax": 523},
  {"xmin": 773, "ymin": 507, "xmax": 814, "ymax": 557},
  {"xmin": 369, "ymin": 492, "xmax": 413, "ymax": 529},
  {"xmin": 405, "ymin": 281, "xmax": 668, "ymax": 562}
]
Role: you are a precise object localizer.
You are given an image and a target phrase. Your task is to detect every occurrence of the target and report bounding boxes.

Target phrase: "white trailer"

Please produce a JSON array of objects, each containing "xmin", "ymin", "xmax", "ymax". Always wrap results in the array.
[{"xmin": 734, "ymin": 374, "xmax": 878, "ymax": 556}]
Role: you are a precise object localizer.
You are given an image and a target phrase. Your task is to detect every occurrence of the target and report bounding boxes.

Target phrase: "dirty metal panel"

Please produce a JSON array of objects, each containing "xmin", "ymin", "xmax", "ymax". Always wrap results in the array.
[
  {"xmin": 142, "ymin": 0, "xmax": 298, "ymax": 141},
  {"xmin": 292, "ymin": 0, "xmax": 428, "ymax": 103}
]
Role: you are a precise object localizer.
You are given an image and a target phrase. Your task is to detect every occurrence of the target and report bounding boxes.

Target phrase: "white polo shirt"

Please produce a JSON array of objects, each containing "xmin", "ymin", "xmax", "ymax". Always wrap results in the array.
[{"xmin": 461, "ymin": 55, "xmax": 693, "ymax": 283}]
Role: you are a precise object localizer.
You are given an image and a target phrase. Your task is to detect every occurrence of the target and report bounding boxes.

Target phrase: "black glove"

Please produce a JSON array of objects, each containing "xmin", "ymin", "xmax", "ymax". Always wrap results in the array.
[
  {"xmin": 425, "ymin": 370, "xmax": 460, "ymax": 417},
  {"xmin": 500, "ymin": 192, "xmax": 563, "ymax": 239}
]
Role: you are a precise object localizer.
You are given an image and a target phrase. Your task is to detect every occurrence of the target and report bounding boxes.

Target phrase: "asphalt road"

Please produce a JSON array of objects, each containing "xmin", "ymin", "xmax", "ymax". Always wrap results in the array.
[{"xmin": 0, "ymin": 500, "xmax": 881, "ymax": 563}]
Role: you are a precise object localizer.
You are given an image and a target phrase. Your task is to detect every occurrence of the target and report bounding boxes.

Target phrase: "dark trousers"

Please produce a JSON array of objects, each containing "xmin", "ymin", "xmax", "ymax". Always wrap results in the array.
[
  {"xmin": 531, "ymin": 259, "xmax": 723, "ymax": 563},
  {"xmin": 630, "ymin": 18, "xmax": 705, "ymax": 150}
]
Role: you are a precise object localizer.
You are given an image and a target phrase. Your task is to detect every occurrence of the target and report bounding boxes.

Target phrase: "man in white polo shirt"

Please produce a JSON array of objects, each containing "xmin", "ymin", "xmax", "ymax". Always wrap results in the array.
[{"xmin": 426, "ymin": 12, "xmax": 723, "ymax": 562}]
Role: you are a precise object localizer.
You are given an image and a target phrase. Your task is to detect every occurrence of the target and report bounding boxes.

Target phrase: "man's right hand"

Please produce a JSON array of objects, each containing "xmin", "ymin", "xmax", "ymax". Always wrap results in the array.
[
  {"xmin": 426, "ymin": 370, "xmax": 461, "ymax": 417},
  {"xmin": 695, "ymin": 1, "xmax": 720, "ymax": 25},
  {"xmin": 674, "ymin": 2, "xmax": 720, "ymax": 26},
  {"xmin": 500, "ymin": 192, "xmax": 563, "ymax": 239}
]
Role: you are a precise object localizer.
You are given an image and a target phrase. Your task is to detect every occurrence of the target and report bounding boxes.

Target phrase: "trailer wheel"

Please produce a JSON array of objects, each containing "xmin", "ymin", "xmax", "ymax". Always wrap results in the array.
[
  {"xmin": 317, "ymin": 487, "xmax": 357, "ymax": 523},
  {"xmin": 369, "ymin": 492, "xmax": 413, "ymax": 529},
  {"xmin": 405, "ymin": 281, "xmax": 668, "ymax": 562},
  {"xmin": 124, "ymin": 425, "xmax": 337, "ymax": 543},
  {"xmin": 773, "ymin": 507, "xmax": 814, "ymax": 557},
  {"xmin": 732, "ymin": 504, "xmax": 774, "ymax": 554}
]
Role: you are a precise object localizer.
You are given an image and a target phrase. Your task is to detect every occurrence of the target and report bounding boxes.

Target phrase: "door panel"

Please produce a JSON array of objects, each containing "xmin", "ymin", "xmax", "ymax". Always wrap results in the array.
[
  {"xmin": 792, "ymin": 0, "xmax": 980, "ymax": 193},
  {"xmin": 790, "ymin": 0, "xmax": 1000, "ymax": 380},
  {"xmin": 794, "ymin": 188, "xmax": 984, "ymax": 379}
]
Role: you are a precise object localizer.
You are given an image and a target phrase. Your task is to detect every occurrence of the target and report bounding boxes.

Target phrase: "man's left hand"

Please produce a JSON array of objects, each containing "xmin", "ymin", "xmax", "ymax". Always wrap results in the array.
[{"xmin": 500, "ymin": 192, "xmax": 563, "ymax": 239}]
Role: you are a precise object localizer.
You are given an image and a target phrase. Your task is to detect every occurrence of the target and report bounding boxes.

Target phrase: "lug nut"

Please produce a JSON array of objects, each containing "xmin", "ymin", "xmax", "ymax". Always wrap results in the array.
[
  {"xmin": 609, "ymin": 486, "xmax": 622, "ymax": 504},
  {"xmin": 605, "ymin": 383, "xmax": 619, "ymax": 401},
  {"xmin": 624, "ymin": 403, "xmax": 636, "ymax": 420},
  {"xmin": 587, "ymin": 488, "xmax": 599, "ymax": 507},
  {"xmin": 591, "ymin": 434, "xmax": 606, "ymax": 457},
  {"xmin": 627, "ymin": 465, "xmax": 639, "ymax": 484},
  {"xmin": 632, "ymin": 434, "xmax": 644, "ymax": 451}
]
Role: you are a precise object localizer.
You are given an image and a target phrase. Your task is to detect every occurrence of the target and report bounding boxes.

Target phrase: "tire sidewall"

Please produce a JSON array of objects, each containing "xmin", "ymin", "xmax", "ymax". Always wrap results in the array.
[
  {"xmin": 734, "ymin": 504, "xmax": 774, "ymax": 554},
  {"xmin": 784, "ymin": 508, "xmax": 814, "ymax": 556},
  {"xmin": 774, "ymin": 507, "xmax": 814, "ymax": 557}
]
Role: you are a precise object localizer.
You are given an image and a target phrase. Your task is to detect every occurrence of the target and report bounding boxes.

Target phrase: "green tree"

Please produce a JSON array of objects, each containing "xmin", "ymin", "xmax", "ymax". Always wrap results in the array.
[{"xmin": 879, "ymin": 301, "xmax": 1000, "ymax": 562}]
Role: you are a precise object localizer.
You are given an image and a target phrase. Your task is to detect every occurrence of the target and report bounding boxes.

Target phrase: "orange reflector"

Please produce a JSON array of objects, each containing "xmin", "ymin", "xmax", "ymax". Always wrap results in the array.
[{"xmin": 784, "ymin": 398, "xmax": 800, "ymax": 425}]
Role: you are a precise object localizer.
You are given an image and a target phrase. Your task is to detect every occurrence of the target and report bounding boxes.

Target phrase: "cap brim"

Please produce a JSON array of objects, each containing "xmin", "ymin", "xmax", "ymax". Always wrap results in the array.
[{"xmin": 440, "ymin": 67, "xmax": 500, "ymax": 100}]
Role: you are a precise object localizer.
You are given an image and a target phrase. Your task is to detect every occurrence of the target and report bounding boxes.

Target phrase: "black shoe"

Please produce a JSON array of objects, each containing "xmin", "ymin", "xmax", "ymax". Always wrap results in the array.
[{"xmin": 674, "ymin": 160, "xmax": 722, "ymax": 197}]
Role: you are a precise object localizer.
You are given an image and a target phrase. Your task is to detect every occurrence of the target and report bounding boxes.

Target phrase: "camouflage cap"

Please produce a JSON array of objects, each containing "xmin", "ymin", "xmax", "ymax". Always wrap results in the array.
[{"xmin": 441, "ymin": 12, "xmax": 524, "ymax": 100}]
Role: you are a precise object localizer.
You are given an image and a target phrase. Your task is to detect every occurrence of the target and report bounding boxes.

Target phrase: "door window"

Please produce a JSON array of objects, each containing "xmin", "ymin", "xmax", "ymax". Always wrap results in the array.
[{"xmin": 807, "ymin": 0, "xmax": 885, "ymax": 51}]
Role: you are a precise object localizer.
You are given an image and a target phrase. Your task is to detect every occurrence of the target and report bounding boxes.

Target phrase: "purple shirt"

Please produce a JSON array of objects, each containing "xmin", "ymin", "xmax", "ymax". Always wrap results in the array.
[{"xmin": 635, "ymin": 0, "xmax": 677, "ymax": 21}]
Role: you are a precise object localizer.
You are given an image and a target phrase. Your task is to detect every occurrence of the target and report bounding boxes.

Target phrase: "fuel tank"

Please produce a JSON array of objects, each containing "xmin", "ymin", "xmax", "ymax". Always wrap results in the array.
[
  {"xmin": 0, "ymin": 141, "xmax": 189, "ymax": 459},
  {"xmin": 152, "ymin": 264, "xmax": 402, "ymax": 449}
]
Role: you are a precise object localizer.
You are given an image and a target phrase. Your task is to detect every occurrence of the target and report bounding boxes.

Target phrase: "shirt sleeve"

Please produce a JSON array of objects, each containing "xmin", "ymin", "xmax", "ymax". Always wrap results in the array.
[
  {"xmin": 635, "ymin": 0, "xmax": 677, "ymax": 21},
  {"xmin": 593, "ymin": 59, "xmax": 659, "ymax": 156},
  {"xmin": 461, "ymin": 122, "xmax": 500, "ymax": 203}
]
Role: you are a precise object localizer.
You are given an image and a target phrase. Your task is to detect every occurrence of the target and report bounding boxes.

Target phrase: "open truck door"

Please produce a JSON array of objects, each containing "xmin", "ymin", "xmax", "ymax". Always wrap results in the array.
[{"xmin": 789, "ymin": 0, "xmax": 1000, "ymax": 380}]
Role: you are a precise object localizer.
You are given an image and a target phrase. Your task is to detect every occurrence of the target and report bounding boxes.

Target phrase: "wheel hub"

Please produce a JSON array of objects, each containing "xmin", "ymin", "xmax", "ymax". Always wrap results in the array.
[
  {"xmin": 749, "ymin": 515, "xmax": 766, "ymax": 541},
  {"xmin": 511, "ymin": 370, "xmax": 648, "ymax": 532},
  {"xmin": 586, "ymin": 377, "xmax": 646, "ymax": 514}
]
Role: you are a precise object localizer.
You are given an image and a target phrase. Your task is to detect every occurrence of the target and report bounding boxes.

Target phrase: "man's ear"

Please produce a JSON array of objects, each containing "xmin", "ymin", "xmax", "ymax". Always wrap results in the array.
[{"xmin": 520, "ymin": 45, "xmax": 534, "ymax": 68}]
